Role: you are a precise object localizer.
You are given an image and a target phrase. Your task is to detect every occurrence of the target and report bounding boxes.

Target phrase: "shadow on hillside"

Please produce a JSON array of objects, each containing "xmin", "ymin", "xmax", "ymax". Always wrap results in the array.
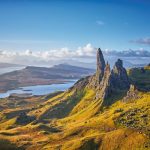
[
  {"xmin": 103, "ymin": 90, "xmax": 128, "ymax": 106},
  {"xmin": 38, "ymin": 90, "xmax": 86, "ymax": 121},
  {"xmin": 0, "ymin": 139, "xmax": 24, "ymax": 150}
]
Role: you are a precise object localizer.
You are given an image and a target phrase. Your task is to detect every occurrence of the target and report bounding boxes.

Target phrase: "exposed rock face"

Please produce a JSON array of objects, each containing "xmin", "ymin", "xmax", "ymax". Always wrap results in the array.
[
  {"xmin": 96, "ymin": 48, "xmax": 106, "ymax": 83},
  {"xmin": 72, "ymin": 48, "xmax": 130, "ymax": 106},
  {"xmin": 92, "ymin": 49, "xmax": 130, "ymax": 105},
  {"xmin": 111, "ymin": 59, "xmax": 130, "ymax": 90},
  {"xmin": 96, "ymin": 62, "xmax": 112, "ymax": 100}
]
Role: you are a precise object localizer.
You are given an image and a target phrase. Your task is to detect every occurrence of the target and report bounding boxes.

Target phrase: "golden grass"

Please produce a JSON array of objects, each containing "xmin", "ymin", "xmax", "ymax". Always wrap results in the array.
[{"xmin": 0, "ymin": 84, "xmax": 149, "ymax": 149}]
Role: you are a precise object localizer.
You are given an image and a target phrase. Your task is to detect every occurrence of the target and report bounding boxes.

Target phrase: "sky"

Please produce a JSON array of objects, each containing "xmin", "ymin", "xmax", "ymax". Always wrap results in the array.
[{"xmin": 0, "ymin": 0, "xmax": 150, "ymax": 66}]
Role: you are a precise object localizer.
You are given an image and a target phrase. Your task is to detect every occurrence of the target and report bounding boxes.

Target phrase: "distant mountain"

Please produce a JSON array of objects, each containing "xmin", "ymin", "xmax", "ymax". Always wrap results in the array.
[
  {"xmin": 0, "ymin": 64, "xmax": 95, "ymax": 92},
  {"xmin": 23, "ymin": 63, "xmax": 94, "ymax": 79}
]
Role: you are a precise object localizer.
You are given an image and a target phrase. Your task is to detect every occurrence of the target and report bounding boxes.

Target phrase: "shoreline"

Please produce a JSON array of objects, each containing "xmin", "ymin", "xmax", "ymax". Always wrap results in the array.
[{"xmin": 0, "ymin": 79, "xmax": 77, "ymax": 94}]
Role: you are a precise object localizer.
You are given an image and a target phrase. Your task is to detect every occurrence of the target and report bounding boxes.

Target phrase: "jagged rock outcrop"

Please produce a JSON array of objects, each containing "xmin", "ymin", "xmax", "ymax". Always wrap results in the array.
[
  {"xmin": 90, "ymin": 49, "xmax": 130, "ymax": 105},
  {"xmin": 111, "ymin": 59, "xmax": 130, "ymax": 90},
  {"xmin": 96, "ymin": 48, "xmax": 106, "ymax": 83},
  {"xmin": 70, "ymin": 48, "xmax": 130, "ymax": 106},
  {"xmin": 96, "ymin": 62, "xmax": 112, "ymax": 100}
]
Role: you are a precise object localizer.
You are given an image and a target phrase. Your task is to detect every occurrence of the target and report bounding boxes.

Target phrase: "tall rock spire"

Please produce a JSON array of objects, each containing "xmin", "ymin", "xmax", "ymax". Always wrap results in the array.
[
  {"xmin": 95, "ymin": 57, "xmax": 130, "ymax": 106},
  {"xmin": 96, "ymin": 48, "xmax": 105, "ymax": 83}
]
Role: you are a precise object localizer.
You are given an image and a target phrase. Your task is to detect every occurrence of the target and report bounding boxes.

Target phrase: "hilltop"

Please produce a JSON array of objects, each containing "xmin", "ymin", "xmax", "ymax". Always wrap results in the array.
[
  {"xmin": 0, "ymin": 64, "xmax": 94, "ymax": 92},
  {"xmin": 0, "ymin": 49, "xmax": 149, "ymax": 150}
]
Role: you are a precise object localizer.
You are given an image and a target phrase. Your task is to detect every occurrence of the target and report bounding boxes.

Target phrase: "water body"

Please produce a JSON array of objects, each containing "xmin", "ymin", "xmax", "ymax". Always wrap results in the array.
[{"xmin": 0, "ymin": 80, "xmax": 77, "ymax": 98}]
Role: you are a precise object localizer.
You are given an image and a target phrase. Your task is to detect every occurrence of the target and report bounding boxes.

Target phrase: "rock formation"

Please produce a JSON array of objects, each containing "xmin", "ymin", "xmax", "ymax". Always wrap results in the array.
[
  {"xmin": 111, "ymin": 59, "xmax": 130, "ymax": 90},
  {"xmin": 96, "ymin": 48, "xmax": 106, "ymax": 83},
  {"xmin": 70, "ymin": 48, "xmax": 130, "ymax": 106},
  {"xmin": 96, "ymin": 62, "xmax": 112, "ymax": 100},
  {"xmin": 92, "ymin": 48, "xmax": 130, "ymax": 105}
]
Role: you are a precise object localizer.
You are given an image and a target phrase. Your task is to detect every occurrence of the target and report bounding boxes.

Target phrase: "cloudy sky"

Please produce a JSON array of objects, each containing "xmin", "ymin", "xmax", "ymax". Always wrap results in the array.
[{"xmin": 0, "ymin": 0, "xmax": 150, "ymax": 67}]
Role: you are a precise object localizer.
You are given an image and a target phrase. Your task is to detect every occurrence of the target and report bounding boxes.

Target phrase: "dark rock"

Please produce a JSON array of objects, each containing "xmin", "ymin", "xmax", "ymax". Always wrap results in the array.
[
  {"xmin": 95, "ymin": 58, "xmax": 130, "ymax": 105},
  {"xmin": 98, "ymin": 62, "xmax": 112, "ymax": 100},
  {"xmin": 96, "ymin": 48, "xmax": 105, "ymax": 83},
  {"xmin": 70, "ymin": 48, "xmax": 131, "ymax": 107},
  {"xmin": 111, "ymin": 59, "xmax": 130, "ymax": 90}
]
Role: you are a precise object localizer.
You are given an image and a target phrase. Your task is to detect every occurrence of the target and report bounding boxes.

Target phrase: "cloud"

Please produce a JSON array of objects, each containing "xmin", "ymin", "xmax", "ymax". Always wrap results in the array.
[
  {"xmin": 0, "ymin": 44, "xmax": 150, "ymax": 67},
  {"xmin": 103, "ymin": 49, "xmax": 150, "ymax": 57},
  {"xmin": 0, "ymin": 43, "xmax": 96, "ymax": 66},
  {"xmin": 96, "ymin": 20, "xmax": 105, "ymax": 26},
  {"xmin": 130, "ymin": 38, "xmax": 150, "ymax": 45}
]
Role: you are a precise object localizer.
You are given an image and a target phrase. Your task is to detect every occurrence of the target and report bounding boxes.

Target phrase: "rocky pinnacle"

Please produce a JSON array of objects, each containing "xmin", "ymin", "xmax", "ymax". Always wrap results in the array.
[
  {"xmin": 111, "ymin": 59, "xmax": 130, "ymax": 90},
  {"xmin": 96, "ymin": 48, "xmax": 106, "ymax": 83}
]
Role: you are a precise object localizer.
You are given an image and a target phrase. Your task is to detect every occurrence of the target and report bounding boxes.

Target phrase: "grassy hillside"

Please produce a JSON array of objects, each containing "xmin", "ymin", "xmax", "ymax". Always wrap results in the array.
[
  {"xmin": 0, "ymin": 91, "xmax": 149, "ymax": 150},
  {"xmin": 0, "ymin": 66, "xmax": 149, "ymax": 150},
  {"xmin": 128, "ymin": 65, "xmax": 150, "ymax": 91}
]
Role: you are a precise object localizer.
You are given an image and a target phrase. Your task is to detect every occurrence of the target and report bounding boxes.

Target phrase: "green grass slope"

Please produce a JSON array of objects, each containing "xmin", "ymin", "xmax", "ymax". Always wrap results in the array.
[{"xmin": 128, "ymin": 65, "xmax": 150, "ymax": 91}]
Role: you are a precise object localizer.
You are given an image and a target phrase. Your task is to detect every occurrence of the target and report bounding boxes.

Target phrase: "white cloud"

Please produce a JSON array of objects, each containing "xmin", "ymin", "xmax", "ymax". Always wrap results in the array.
[
  {"xmin": 0, "ymin": 44, "xmax": 150, "ymax": 67},
  {"xmin": 0, "ymin": 43, "xmax": 96, "ymax": 66}
]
